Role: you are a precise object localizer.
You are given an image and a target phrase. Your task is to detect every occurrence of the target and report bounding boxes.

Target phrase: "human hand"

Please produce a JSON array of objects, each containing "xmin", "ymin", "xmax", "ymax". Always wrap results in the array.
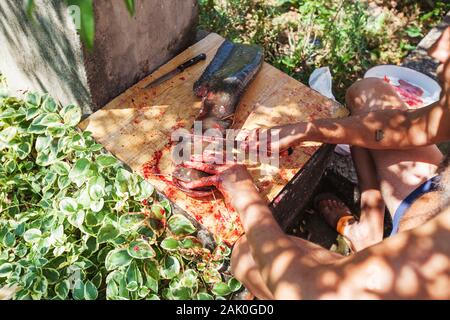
[
  {"xmin": 241, "ymin": 123, "xmax": 307, "ymax": 156},
  {"xmin": 179, "ymin": 155, "xmax": 254, "ymax": 201}
]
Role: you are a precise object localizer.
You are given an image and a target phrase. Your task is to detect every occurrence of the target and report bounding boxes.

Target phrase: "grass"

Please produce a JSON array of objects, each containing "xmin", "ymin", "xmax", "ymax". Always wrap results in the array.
[{"xmin": 199, "ymin": 0, "xmax": 450, "ymax": 102}]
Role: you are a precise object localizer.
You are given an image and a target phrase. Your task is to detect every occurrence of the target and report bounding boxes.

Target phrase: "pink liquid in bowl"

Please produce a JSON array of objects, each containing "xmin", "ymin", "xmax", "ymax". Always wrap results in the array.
[{"xmin": 383, "ymin": 75, "xmax": 431, "ymax": 108}]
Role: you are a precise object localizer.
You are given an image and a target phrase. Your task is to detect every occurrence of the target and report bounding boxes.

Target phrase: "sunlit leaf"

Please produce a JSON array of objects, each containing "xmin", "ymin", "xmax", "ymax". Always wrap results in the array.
[
  {"xmin": 69, "ymin": 158, "xmax": 90, "ymax": 182},
  {"xmin": 212, "ymin": 282, "xmax": 232, "ymax": 296},
  {"xmin": 119, "ymin": 213, "xmax": 145, "ymax": 231},
  {"xmin": 160, "ymin": 237, "xmax": 180, "ymax": 251},
  {"xmin": 160, "ymin": 256, "xmax": 180, "ymax": 279},
  {"xmin": 228, "ymin": 278, "xmax": 242, "ymax": 292},
  {"xmin": 84, "ymin": 280, "xmax": 98, "ymax": 300},
  {"xmin": 96, "ymin": 155, "xmax": 119, "ymax": 168},
  {"xmin": 66, "ymin": 0, "xmax": 95, "ymax": 50},
  {"xmin": 60, "ymin": 104, "xmax": 82, "ymax": 127},
  {"xmin": 97, "ymin": 223, "xmax": 120, "ymax": 244},
  {"xmin": 167, "ymin": 214, "xmax": 196, "ymax": 236},
  {"xmin": 127, "ymin": 240, "xmax": 156, "ymax": 259},
  {"xmin": 124, "ymin": 0, "xmax": 135, "ymax": 16},
  {"xmin": 23, "ymin": 229, "xmax": 42, "ymax": 243},
  {"xmin": 197, "ymin": 292, "xmax": 214, "ymax": 300},
  {"xmin": 105, "ymin": 249, "xmax": 133, "ymax": 271},
  {"xmin": 59, "ymin": 197, "xmax": 78, "ymax": 214}
]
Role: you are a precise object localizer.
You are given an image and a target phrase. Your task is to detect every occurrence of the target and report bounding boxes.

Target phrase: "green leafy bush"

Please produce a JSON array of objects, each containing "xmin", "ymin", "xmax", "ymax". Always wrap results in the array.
[{"xmin": 0, "ymin": 92, "xmax": 238, "ymax": 300}]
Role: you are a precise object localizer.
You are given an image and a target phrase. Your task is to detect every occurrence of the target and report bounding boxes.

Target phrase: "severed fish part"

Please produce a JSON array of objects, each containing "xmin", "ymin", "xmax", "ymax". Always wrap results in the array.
[
  {"xmin": 193, "ymin": 41, "xmax": 264, "ymax": 133},
  {"xmin": 172, "ymin": 40, "xmax": 264, "ymax": 197}
]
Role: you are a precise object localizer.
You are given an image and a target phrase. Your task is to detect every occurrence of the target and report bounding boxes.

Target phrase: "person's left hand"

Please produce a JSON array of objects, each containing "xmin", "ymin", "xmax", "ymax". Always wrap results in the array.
[{"xmin": 180, "ymin": 156, "xmax": 254, "ymax": 202}]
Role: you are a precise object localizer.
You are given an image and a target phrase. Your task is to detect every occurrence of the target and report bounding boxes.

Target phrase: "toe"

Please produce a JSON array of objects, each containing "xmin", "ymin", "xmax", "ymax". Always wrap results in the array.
[{"xmin": 331, "ymin": 200, "xmax": 338, "ymax": 209}]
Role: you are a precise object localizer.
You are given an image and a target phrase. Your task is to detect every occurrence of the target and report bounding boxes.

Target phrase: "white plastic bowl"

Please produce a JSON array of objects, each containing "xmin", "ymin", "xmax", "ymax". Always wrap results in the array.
[{"xmin": 364, "ymin": 65, "xmax": 442, "ymax": 106}]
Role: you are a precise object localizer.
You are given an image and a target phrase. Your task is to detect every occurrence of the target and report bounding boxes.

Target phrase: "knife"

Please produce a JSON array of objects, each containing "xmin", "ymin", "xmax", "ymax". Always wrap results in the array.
[{"xmin": 144, "ymin": 53, "xmax": 207, "ymax": 89}]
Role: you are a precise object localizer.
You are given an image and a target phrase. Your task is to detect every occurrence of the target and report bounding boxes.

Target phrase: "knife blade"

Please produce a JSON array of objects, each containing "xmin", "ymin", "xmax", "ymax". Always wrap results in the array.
[{"xmin": 144, "ymin": 53, "xmax": 207, "ymax": 89}]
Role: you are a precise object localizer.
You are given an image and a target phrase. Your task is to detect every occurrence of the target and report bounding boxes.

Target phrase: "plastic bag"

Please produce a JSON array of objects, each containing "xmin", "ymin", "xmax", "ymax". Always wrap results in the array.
[{"xmin": 308, "ymin": 67, "xmax": 350, "ymax": 156}]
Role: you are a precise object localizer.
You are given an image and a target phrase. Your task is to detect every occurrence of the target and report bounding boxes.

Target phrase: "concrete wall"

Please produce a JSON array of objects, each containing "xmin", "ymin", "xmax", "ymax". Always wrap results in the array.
[
  {"xmin": 0, "ymin": 0, "xmax": 198, "ymax": 114},
  {"xmin": 0, "ymin": 0, "xmax": 92, "ymax": 113},
  {"xmin": 85, "ymin": 0, "xmax": 198, "ymax": 108}
]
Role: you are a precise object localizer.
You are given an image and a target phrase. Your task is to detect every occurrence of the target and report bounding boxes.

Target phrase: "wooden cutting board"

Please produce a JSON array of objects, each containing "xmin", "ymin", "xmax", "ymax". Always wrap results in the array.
[{"xmin": 80, "ymin": 33, "xmax": 348, "ymax": 245}]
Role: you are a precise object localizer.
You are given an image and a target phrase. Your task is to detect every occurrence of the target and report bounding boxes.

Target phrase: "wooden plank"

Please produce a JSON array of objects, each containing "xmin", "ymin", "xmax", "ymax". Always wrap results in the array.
[
  {"xmin": 271, "ymin": 144, "xmax": 336, "ymax": 231},
  {"xmin": 80, "ymin": 33, "xmax": 348, "ymax": 245}
]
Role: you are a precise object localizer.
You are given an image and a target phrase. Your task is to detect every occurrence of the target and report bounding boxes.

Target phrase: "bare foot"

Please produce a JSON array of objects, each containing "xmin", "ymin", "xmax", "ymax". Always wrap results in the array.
[
  {"xmin": 315, "ymin": 194, "xmax": 376, "ymax": 252},
  {"xmin": 316, "ymin": 196, "xmax": 354, "ymax": 230}
]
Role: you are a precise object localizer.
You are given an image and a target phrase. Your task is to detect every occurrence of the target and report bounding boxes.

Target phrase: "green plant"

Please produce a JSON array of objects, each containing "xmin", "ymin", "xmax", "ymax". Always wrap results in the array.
[
  {"xmin": 0, "ymin": 92, "xmax": 239, "ymax": 300},
  {"xmin": 199, "ymin": 0, "xmax": 449, "ymax": 102},
  {"xmin": 0, "ymin": 74, "xmax": 6, "ymax": 90},
  {"xmin": 25, "ymin": 0, "xmax": 136, "ymax": 50}
]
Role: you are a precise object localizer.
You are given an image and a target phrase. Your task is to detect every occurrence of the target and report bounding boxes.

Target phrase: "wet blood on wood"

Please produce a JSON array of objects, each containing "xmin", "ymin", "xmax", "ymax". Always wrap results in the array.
[
  {"xmin": 194, "ymin": 214, "xmax": 204, "ymax": 224},
  {"xmin": 142, "ymin": 150, "xmax": 163, "ymax": 179},
  {"xmin": 214, "ymin": 212, "xmax": 224, "ymax": 221},
  {"xmin": 163, "ymin": 186, "xmax": 177, "ymax": 198}
]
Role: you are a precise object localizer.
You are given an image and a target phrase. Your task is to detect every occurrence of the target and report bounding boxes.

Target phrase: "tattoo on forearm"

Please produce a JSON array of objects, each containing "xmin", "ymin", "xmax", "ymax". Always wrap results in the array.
[{"xmin": 375, "ymin": 129, "xmax": 385, "ymax": 142}]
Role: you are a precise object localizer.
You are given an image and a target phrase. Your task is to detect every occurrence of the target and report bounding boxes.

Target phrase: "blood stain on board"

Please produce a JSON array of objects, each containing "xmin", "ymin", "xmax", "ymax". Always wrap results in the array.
[
  {"xmin": 214, "ymin": 212, "xmax": 225, "ymax": 222},
  {"xmin": 142, "ymin": 143, "xmax": 176, "ymax": 187},
  {"xmin": 194, "ymin": 214, "xmax": 204, "ymax": 224},
  {"xmin": 163, "ymin": 186, "xmax": 177, "ymax": 198},
  {"xmin": 142, "ymin": 150, "xmax": 163, "ymax": 179},
  {"xmin": 171, "ymin": 120, "xmax": 186, "ymax": 131}
]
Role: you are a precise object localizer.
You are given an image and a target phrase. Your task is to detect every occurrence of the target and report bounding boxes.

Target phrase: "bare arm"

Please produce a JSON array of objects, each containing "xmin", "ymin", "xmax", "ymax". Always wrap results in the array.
[
  {"xmin": 259, "ymin": 100, "xmax": 450, "ymax": 151},
  {"xmin": 182, "ymin": 161, "xmax": 450, "ymax": 299},
  {"xmin": 224, "ymin": 173, "xmax": 319, "ymax": 299},
  {"xmin": 180, "ymin": 163, "xmax": 324, "ymax": 299},
  {"xmin": 233, "ymin": 179, "xmax": 450, "ymax": 299},
  {"xmin": 312, "ymin": 206, "xmax": 450, "ymax": 299},
  {"xmin": 305, "ymin": 101, "xmax": 449, "ymax": 148}
]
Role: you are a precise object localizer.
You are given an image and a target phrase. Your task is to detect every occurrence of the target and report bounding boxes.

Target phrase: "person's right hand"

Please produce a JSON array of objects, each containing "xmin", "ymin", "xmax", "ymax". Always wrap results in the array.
[{"xmin": 241, "ymin": 123, "xmax": 307, "ymax": 156}]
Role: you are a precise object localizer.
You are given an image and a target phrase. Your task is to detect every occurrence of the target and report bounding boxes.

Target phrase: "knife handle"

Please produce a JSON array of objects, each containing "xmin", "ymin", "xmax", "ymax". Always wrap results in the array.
[{"xmin": 177, "ymin": 53, "xmax": 207, "ymax": 72}]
